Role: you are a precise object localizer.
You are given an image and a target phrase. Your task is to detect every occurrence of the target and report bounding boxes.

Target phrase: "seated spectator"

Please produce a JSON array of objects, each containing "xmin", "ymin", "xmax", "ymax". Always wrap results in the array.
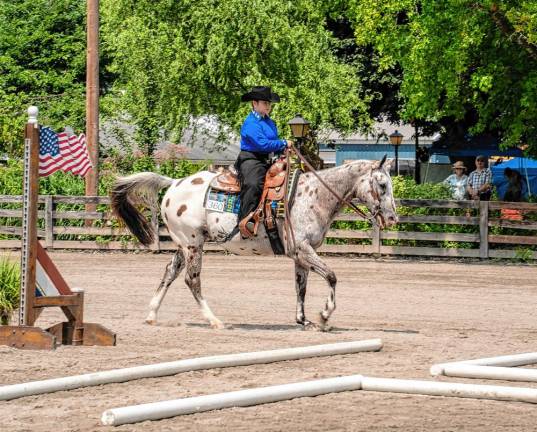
[
  {"xmin": 467, "ymin": 155, "xmax": 492, "ymax": 201},
  {"xmin": 501, "ymin": 168, "xmax": 525, "ymax": 221},
  {"xmin": 503, "ymin": 167, "xmax": 524, "ymax": 202},
  {"xmin": 443, "ymin": 161, "xmax": 468, "ymax": 200}
]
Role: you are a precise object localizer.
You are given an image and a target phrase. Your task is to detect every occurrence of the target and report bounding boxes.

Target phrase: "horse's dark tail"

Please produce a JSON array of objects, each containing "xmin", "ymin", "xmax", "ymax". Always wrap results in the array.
[{"xmin": 110, "ymin": 172, "xmax": 173, "ymax": 247}]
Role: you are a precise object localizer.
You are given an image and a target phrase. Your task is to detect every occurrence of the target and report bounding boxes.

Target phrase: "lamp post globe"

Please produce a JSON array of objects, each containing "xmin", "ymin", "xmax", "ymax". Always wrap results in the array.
[
  {"xmin": 389, "ymin": 130, "xmax": 404, "ymax": 175},
  {"xmin": 288, "ymin": 114, "xmax": 311, "ymax": 147}
]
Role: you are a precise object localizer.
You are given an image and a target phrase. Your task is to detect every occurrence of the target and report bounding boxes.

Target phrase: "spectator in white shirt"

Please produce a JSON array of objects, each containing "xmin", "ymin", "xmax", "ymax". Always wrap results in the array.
[{"xmin": 443, "ymin": 161, "xmax": 468, "ymax": 200}]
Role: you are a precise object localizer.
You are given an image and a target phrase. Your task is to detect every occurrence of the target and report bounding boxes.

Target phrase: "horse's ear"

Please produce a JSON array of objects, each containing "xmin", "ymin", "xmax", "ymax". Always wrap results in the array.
[
  {"xmin": 373, "ymin": 154, "xmax": 388, "ymax": 170},
  {"xmin": 379, "ymin": 154, "xmax": 387, "ymax": 168}
]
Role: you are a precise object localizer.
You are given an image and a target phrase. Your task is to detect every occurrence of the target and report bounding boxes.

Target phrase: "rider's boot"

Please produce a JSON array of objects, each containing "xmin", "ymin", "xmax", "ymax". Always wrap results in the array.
[{"xmin": 239, "ymin": 214, "xmax": 255, "ymax": 239}]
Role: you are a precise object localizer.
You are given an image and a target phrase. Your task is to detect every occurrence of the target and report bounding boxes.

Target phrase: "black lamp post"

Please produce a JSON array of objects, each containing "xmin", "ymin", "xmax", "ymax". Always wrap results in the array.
[
  {"xmin": 389, "ymin": 130, "xmax": 404, "ymax": 175},
  {"xmin": 287, "ymin": 113, "xmax": 310, "ymax": 149}
]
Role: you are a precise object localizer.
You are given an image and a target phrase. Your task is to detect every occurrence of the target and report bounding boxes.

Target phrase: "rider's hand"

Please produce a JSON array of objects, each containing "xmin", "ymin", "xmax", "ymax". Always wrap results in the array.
[{"xmin": 286, "ymin": 140, "xmax": 294, "ymax": 148}]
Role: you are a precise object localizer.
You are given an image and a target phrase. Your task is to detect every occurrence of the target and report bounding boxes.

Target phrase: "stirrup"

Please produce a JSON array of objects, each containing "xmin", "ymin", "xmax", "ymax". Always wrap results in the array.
[{"xmin": 239, "ymin": 217, "xmax": 255, "ymax": 239}]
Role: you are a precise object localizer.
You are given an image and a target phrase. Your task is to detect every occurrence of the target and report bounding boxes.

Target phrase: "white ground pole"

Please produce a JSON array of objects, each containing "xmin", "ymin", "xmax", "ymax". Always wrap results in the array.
[
  {"xmin": 102, "ymin": 375, "xmax": 365, "ymax": 426},
  {"xmin": 102, "ymin": 375, "xmax": 537, "ymax": 426},
  {"xmin": 0, "ymin": 339, "xmax": 382, "ymax": 401},
  {"xmin": 430, "ymin": 352, "xmax": 537, "ymax": 382},
  {"xmin": 360, "ymin": 377, "xmax": 537, "ymax": 403}
]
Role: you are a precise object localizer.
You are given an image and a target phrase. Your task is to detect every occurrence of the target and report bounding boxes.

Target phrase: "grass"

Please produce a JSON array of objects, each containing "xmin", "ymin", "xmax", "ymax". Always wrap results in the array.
[{"xmin": 0, "ymin": 255, "xmax": 20, "ymax": 325}]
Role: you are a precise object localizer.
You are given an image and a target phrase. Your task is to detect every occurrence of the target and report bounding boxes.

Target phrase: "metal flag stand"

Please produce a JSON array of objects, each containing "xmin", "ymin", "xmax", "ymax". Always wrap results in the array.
[{"xmin": 0, "ymin": 106, "xmax": 116, "ymax": 350}]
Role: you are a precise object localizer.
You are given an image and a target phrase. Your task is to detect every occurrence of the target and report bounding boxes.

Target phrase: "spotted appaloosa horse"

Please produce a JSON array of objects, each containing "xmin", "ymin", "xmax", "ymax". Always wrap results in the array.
[{"xmin": 111, "ymin": 157, "xmax": 398, "ymax": 331}]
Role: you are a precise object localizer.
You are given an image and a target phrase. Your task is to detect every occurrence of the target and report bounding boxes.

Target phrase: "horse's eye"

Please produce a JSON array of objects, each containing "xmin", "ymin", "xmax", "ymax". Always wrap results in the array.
[{"xmin": 379, "ymin": 183, "xmax": 387, "ymax": 191}]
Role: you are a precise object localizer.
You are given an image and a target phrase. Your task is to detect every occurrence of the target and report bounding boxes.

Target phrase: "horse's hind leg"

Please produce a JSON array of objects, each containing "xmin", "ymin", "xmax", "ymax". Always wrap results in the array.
[
  {"xmin": 296, "ymin": 243, "xmax": 337, "ymax": 331},
  {"xmin": 294, "ymin": 262, "xmax": 310, "ymax": 326},
  {"xmin": 184, "ymin": 244, "xmax": 225, "ymax": 329},
  {"xmin": 145, "ymin": 248, "xmax": 185, "ymax": 325}
]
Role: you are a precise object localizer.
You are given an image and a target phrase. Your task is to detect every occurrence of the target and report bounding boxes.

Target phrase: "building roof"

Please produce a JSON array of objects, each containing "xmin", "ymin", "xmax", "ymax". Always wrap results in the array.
[
  {"xmin": 99, "ymin": 118, "xmax": 437, "ymax": 166},
  {"xmin": 323, "ymin": 120, "xmax": 436, "ymax": 145},
  {"xmin": 100, "ymin": 117, "xmax": 240, "ymax": 164}
]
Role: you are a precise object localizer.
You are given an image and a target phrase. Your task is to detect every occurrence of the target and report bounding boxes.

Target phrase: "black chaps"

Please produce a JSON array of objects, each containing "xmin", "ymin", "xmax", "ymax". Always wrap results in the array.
[{"xmin": 235, "ymin": 150, "xmax": 270, "ymax": 221}]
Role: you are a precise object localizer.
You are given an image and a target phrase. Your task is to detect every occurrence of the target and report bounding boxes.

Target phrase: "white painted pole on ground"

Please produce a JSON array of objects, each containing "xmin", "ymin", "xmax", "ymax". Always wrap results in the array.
[
  {"xmin": 101, "ymin": 375, "xmax": 364, "ymax": 426},
  {"xmin": 430, "ymin": 352, "xmax": 537, "ymax": 376},
  {"xmin": 102, "ymin": 374, "xmax": 537, "ymax": 426},
  {"xmin": 0, "ymin": 339, "xmax": 382, "ymax": 401},
  {"xmin": 440, "ymin": 364, "xmax": 537, "ymax": 383},
  {"xmin": 360, "ymin": 376, "xmax": 537, "ymax": 403}
]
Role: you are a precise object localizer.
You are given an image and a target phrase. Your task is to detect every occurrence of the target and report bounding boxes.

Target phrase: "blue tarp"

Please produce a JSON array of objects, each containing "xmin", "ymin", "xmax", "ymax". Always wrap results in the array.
[{"xmin": 491, "ymin": 158, "xmax": 537, "ymax": 199}]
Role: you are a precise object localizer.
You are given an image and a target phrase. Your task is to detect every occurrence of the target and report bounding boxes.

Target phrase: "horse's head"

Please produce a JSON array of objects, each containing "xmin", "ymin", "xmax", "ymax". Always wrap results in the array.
[{"xmin": 356, "ymin": 156, "xmax": 398, "ymax": 229}]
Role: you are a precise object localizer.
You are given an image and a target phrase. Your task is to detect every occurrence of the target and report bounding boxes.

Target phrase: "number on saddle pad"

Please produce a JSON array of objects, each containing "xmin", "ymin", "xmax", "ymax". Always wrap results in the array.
[{"xmin": 205, "ymin": 188, "xmax": 241, "ymax": 214}]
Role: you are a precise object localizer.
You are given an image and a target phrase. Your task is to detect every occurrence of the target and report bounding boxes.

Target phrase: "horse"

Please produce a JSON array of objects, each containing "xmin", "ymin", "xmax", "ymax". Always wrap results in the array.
[{"xmin": 110, "ymin": 156, "xmax": 398, "ymax": 331}]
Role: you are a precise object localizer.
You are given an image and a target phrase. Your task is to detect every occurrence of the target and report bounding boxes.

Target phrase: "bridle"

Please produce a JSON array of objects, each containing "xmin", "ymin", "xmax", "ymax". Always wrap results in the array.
[
  {"xmin": 283, "ymin": 143, "xmax": 384, "ymax": 254},
  {"xmin": 367, "ymin": 176, "xmax": 383, "ymax": 222}
]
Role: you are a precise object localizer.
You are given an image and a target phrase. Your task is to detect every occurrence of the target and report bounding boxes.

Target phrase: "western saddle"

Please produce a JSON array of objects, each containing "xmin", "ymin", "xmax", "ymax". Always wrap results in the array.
[{"xmin": 210, "ymin": 156, "xmax": 287, "ymax": 239}]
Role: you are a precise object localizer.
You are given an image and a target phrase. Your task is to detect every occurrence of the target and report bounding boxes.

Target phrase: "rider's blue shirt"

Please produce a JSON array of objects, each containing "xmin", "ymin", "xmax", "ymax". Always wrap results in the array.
[{"xmin": 240, "ymin": 110, "xmax": 286, "ymax": 154}]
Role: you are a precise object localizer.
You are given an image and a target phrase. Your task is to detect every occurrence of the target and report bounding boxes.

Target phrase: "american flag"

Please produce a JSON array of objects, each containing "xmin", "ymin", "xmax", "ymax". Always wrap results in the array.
[{"xmin": 39, "ymin": 127, "xmax": 93, "ymax": 177}]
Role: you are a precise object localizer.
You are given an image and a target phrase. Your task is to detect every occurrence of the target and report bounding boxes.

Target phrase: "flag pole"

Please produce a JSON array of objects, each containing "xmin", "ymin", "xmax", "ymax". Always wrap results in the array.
[{"xmin": 85, "ymin": 0, "xmax": 99, "ymax": 213}]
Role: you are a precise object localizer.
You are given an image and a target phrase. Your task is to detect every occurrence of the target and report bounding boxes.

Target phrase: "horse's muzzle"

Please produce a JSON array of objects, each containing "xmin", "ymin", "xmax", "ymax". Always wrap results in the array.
[
  {"xmin": 386, "ymin": 214, "xmax": 399, "ymax": 227},
  {"xmin": 377, "ymin": 213, "xmax": 398, "ymax": 229}
]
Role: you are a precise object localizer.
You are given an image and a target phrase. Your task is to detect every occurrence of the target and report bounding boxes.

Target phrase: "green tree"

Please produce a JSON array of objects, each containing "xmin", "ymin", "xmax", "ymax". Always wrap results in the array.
[
  {"xmin": 324, "ymin": 11, "xmax": 404, "ymax": 124},
  {"xmin": 0, "ymin": 0, "xmax": 113, "ymax": 157},
  {"xmin": 348, "ymin": 0, "xmax": 537, "ymax": 155},
  {"xmin": 101, "ymin": 0, "xmax": 371, "ymax": 153}
]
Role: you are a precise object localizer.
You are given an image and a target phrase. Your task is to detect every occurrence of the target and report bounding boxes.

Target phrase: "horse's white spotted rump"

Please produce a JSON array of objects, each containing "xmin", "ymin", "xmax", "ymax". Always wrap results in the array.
[{"xmin": 111, "ymin": 158, "xmax": 398, "ymax": 330}]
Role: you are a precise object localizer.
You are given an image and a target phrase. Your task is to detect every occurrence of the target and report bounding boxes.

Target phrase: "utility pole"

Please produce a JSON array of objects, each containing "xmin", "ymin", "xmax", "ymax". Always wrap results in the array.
[{"xmin": 85, "ymin": 0, "xmax": 99, "ymax": 200}]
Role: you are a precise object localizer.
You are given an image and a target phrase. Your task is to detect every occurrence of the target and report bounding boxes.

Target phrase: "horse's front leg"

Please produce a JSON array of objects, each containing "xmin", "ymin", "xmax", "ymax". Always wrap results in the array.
[
  {"xmin": 294, "ymin": 262, "xmax": 310, "ymax": 327},
  {"xmin": 296, "ymin": 242, "xmax": 337, "ymax": 331},
  {"xmin": 145, "ymin": 249, "xmax": 185, "ymax": 325},
  {"xmin": 184, "ymin": 244, "xmax": 225, "ymax": 329}
]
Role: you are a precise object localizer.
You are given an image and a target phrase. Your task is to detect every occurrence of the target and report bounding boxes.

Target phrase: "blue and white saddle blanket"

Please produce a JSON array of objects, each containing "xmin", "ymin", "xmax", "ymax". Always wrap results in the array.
[{"xmin": 204, "ymin": 188, "xmax": 241, "ymax": 214}]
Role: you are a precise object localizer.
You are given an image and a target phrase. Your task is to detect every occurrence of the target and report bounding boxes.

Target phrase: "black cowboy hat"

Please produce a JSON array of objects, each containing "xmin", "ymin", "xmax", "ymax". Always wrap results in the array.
[{"xmin": 241, "ymin": 86, "xmax": 281, "ymax": 102}]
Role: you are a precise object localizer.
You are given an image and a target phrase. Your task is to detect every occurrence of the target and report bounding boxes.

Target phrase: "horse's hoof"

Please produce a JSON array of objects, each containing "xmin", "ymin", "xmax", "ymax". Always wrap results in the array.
[
  {"xmin": 319, "ymin": 324, "xmax": 333, "ymax": 333},
  {"xmin": 318, "ymin": 313, "xmax": 333, "ymax": 332},
  {"xmin": 210, "ymin": 321, "xmax": 226, "ymax": 330},
  {"xmin": 302, "ymin": 321, "xmax": 318, "ymax": 331},
  {"xmin": 144, "ymin": 315, "xmax": 157, "ymax": 325}
]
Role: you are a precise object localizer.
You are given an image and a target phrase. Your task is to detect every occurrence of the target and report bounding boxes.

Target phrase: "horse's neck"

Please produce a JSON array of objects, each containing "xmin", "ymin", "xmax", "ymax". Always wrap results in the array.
[{"xmin": 314, "ymin": 161, "xmax": 370, "ymax": 217}]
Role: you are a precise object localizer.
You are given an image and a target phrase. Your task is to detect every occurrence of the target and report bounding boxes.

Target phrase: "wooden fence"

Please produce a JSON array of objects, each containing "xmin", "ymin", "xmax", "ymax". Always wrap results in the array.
[{"xmin": 1, "ymin": 195, "xmax": 536, "ymax": 259}]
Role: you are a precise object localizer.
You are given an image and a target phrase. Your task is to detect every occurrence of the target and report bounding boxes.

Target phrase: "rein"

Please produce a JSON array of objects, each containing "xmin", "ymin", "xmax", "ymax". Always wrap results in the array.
[
  {"xmin": 282, "ymin": 143, "xmax": 380, "ymax": 255},
  {"xmin": 289, "ymin": 143, "xmax": 379, "ymax": 222}
]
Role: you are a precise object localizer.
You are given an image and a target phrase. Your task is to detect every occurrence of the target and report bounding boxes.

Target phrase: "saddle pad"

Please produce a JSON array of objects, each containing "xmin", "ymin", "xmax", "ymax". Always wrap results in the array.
[{"xmin": 204, "ymin": 187, "xmax": 240, "ymax": 214}]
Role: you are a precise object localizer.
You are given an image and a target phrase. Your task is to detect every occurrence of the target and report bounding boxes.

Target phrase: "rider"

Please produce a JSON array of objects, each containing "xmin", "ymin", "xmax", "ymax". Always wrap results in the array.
[{"xmin": 235, "ymin": 86, "xmax": 290, "ymax": 238}]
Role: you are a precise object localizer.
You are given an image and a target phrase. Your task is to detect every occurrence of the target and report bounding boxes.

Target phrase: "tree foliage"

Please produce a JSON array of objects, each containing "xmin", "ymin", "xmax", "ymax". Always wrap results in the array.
[
  {"xmin": 101, "ymin": 0, "xmax": 371, "ymax": 152},
  {"xmin": 324, "ymin": 7, "xmax": 404, "ymax": 124},
  {"xmin": 0, "ymin": 0, "xmax": 118, "ymax": 157},
  {"xmin": 2, "ymin": 1, "xmax": 537, "ymax": 159},
  {"xmin": 348, "ymin": 0, "xmax": 537, "ymax": 154},
  {"xmin": 0, "ymin": 1, "xmax": 86, "ymax": 156}
]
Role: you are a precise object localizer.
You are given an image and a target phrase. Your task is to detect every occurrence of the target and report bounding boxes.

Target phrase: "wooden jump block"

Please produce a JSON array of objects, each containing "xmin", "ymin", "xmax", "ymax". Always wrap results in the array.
[
  {"xmin": 0, "ymin": 326, "xmax": 56, "ymax": 350},
  {"xmin": 0, "ymin": 107, "xmax": 115, "ymax": 350}
]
